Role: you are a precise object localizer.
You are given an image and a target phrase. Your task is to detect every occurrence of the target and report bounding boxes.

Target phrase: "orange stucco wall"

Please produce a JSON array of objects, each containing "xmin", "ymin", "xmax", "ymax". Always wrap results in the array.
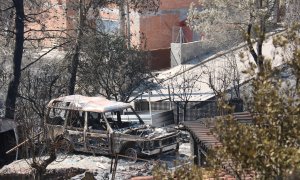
[
  {"xmin": 160, "ymin": 0, "xmax": 196, "ymax": 10},
  {"xmin": 25, "ymin": 0, "xmax": 68, "ymax": 48},
  {"xmin": 27, "ymin": 0, "xmax": 197, "ymax": 51},
  {"xmin": 140, "ymin": 14, "xmax": 180, "ymax": 49},
  {"xmin": 138, "ymin": 0, "xmax": 197, "ymax": 50}
]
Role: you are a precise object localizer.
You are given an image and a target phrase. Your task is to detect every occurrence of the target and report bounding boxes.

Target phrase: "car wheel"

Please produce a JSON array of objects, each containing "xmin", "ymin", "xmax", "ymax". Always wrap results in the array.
[{"xmin": 124, "ymin": 147, "xmax": 138, "ymax": 163}]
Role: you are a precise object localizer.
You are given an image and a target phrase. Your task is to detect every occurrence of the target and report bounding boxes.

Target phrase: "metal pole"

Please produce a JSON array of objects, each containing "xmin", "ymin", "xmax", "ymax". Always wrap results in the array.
[
  {"xmin": 148, "ymin": 91, "xmax": 152, "ymax": 125},
  {"xmin": 111, "ymin": 154, "xmax": 119, "ymax": 180},
  {"xmin": 168, "ymin": 85, "xmax": 172, "ymax": 110},
  {"xmin": 179, "ymin": 27, "xmax": 183, "ymax": 44},
  {"xmin": 14, "ymin": 128, "xmax": 19, "ymax": 160},
  {"xmin": 179, "ymin": 27, "xmax": 183, "ymax": 64}
]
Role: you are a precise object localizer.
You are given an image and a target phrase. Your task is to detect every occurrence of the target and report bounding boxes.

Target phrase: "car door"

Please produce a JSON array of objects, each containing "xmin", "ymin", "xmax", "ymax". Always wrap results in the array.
[
  {"xmin": 85, "ymin": 112, "xmax": 110, "ymax": 155},
  {"xmin": 65, "ymin": 110, "xmax": 86, "ymax": 152}
]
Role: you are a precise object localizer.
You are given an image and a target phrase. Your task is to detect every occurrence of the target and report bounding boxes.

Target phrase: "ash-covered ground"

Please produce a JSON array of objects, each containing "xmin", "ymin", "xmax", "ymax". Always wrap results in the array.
[{"xmin": 0, "ymin": 143, "xmax": 191, "ymax": 180}]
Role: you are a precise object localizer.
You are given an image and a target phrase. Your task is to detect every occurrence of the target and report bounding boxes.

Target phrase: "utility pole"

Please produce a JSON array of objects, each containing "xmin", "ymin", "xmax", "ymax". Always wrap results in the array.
[{"xmin": 148, "ymin": 91, "xmax": 152, "ymax": 125}]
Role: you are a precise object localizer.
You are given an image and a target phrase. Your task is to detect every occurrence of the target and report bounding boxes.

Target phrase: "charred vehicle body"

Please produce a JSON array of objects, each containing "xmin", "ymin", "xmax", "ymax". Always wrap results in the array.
[{"xmin": 45, "ymin": 95, "xmax": 180, "ymax": 160}]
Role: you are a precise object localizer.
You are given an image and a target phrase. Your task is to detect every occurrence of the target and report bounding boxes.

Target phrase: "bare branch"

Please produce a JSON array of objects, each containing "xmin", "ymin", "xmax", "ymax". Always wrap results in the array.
[
  {"xmin": 21, "ymin": 40, "xmax": 72, "ymax": 71},
  {"xmin": 0, "ymin": 5, "xmax": 15, "ymax": 12}
]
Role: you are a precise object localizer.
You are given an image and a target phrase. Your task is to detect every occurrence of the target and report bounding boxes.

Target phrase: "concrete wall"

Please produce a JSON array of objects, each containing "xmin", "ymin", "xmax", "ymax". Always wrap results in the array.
[
  {"xmin": 160, "ymin": 0, "xmax": 195, "ymax": 10},
  {"xmin": 170, "ymin": 43, "xmax": 181, "ymax": 67},
  {"xmin": 171, "ymin": 41, "xmax": 218, "ymax": 67}
]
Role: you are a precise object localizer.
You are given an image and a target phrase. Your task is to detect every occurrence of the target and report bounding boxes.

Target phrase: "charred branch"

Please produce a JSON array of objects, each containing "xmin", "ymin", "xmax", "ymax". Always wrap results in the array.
[
  {"xmin": 0, "ymin": 5, "xmax": 15, "ymax": 12},
  {"xmin": 246, "ymin": 23, "xmax": 258, "ymax": 64},
  {"xmin": 5, "ymin": 0, "xmax": 25, "ymax": 119}
]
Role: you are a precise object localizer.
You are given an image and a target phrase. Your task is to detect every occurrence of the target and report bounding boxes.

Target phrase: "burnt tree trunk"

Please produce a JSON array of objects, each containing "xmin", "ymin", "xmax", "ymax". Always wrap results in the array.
[
  {"xmin": 68, "ymin": 0, "xmax": 83, "ymax": 95},
  {"xmin": 5, "ymin": 0, "xmax": 25, "ymax": 119},
  {"xmin": 256, "ymin": 0, "xmax": 265, "ymax": 72},
  {"xmin": 183, "ymin": 102, "xmax": 187, "ymax": 122},
  {"xmin": 245, "ymin": 0, "xmax": 267, "ymax": 73},
  {"xmin": 175, "ymin": 102, "xmax": 180, "ymax": 125},
  {"xmin": 246, "ymin": 23, "xmax": 258, "ymax": 63}
]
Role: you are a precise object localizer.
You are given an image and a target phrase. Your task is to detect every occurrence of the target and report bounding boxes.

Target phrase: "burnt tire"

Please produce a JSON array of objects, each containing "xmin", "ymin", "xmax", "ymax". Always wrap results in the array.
[{"xmin": 124, "ymin": 147, "xmax": 139, "ymax": 163}]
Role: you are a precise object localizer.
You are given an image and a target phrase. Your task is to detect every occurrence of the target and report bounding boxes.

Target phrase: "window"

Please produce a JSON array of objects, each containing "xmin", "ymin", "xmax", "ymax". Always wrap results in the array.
[
  {"xmin": 47, "ymin": 108, "xmax": 66, "ymax": 125},
  {"xmin": 104, "ymin": 108, "xmax": 141, "ymax": 129},
  {"xmin": 96, "ymin": 19, "xmax": 120, "ymax": 33},
  {"xmin": 87, "ymin": 112, "xmax": 107, "ymax": 131},
  {"xmin": 66, "ymin": 110, "xmax": 84, "ymax": 129}
]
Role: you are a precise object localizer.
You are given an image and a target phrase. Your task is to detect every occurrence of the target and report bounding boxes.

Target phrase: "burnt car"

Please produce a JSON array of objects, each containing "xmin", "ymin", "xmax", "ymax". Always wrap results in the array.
[{"xmin": 45, "ymin": 95, "xmax": 180, "ymax": 161}]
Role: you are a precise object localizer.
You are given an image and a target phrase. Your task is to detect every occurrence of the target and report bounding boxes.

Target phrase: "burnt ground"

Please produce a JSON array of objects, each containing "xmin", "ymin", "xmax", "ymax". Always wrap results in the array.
[{"xmin": 0, "ymin": 143, "xmax": 191, "ymax": 180}]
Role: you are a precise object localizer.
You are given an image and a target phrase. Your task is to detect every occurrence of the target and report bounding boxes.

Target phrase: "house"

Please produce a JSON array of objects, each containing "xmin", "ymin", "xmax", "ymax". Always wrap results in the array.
[
  {"xmin": 29, "ymin": 0, "xmax": 199, "ymax": 70},
  {"xmin": 97, "ymin": 0, "xmax": 199, "ymax": 70},
  {"xmin": 133, "ymin": 31, "xmax": 285, "ymax": 122}
]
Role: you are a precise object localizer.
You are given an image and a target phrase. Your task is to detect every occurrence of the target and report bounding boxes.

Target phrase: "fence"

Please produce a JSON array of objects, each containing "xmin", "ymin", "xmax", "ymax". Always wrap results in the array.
[{"xmin": 135, "ymin": 100, "xmax": 219, "ymax": 123}]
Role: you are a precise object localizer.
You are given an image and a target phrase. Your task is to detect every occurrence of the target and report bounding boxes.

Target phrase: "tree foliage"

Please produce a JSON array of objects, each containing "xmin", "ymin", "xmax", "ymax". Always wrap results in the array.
[
  {"xmin": 188, "ymin": 0, "xmax": 283, "ymax": 72},
  {"xmin": 77, "ymin": 32, "xmax": 151, "ymax": 102},
  {"xmin": 285, "ymin": 0, "xmax": 300, "ymax": 26},
  {"xmin": 17, "ymin": 61, "xmax": 68, "ymax": 120},
  {"xmin": 66, "ymin": 0, "xmax": 160, "ymax": 95},
  {"xmin": 167, "ymin": 67, "xmax": 201, "ymax": 122},
  {"xmin": 11, "ymin": 60, "xmax": 69, "ymax": 179},
  {"xmin": 209, "ymin": 27, "xmax": 300, "ymax": 179},
  {"xmin": 0, "ymin": 0, "xmax": 70, "ymax": 119}
]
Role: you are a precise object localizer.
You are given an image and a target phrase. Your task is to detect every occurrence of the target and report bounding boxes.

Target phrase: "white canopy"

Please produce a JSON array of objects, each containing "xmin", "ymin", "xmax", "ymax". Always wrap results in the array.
[{"xmin": 47, "ymin": 95, "xmax": 132, "ymax": 113}]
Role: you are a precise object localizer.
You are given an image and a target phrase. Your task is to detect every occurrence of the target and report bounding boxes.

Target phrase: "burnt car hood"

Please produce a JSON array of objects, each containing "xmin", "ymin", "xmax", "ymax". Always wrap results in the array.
[{"xmin": 120, "ymin": 124, "xmax": 179, "ymax": 140}]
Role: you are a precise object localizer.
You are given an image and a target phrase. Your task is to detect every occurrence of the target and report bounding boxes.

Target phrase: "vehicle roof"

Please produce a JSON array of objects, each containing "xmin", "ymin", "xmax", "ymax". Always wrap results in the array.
[{"xmin": 47, "ymin": 95, "xmax": 132, "ymax": 113}]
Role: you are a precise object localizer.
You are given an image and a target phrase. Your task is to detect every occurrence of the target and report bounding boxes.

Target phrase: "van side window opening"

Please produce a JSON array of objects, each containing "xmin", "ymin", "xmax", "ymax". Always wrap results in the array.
[
  {"xmin": 104, "ymin": 111, "xmax": 120, "ymax": 129},
  {"xmin": 87, "ymin": 112, "xmax": 107, "ymax": 131},
  {"xmin": 103, "ymin": 108, "xmax": 140, "ymax": 129},
  {"xmin": 121, "ymin": 108, "xmax": 138, "ymax": 127},
  {"xmin": 67, "ymin": 110, "xmax": 84, "ymax": 129},
  {"xmin": 48, "ymin": 108, "xmax": 66, "ymax": 125}
]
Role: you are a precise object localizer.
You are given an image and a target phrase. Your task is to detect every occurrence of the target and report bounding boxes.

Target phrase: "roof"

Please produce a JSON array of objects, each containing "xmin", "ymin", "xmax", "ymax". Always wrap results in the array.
[
  {"xmin": 47, "ymin": 95, "xmax": 132, "ymax": 113},
  {"xmin": 182, "ymin": 121, "xmax": 222, "ymax": 150},
  {"xmin": 134, "ymin": 33, "xmax": 285, "ymax": 102},
  {"xmin": 182, "ymin": 112, "xmax": 253, "ymax": 150},
  {"xmin": 182, "ymin": 113, "xmax": 255, "ymax": 179},
  {"xmin": 232, "ymin": 111, "xmax": 253, "ymax": 124}
]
